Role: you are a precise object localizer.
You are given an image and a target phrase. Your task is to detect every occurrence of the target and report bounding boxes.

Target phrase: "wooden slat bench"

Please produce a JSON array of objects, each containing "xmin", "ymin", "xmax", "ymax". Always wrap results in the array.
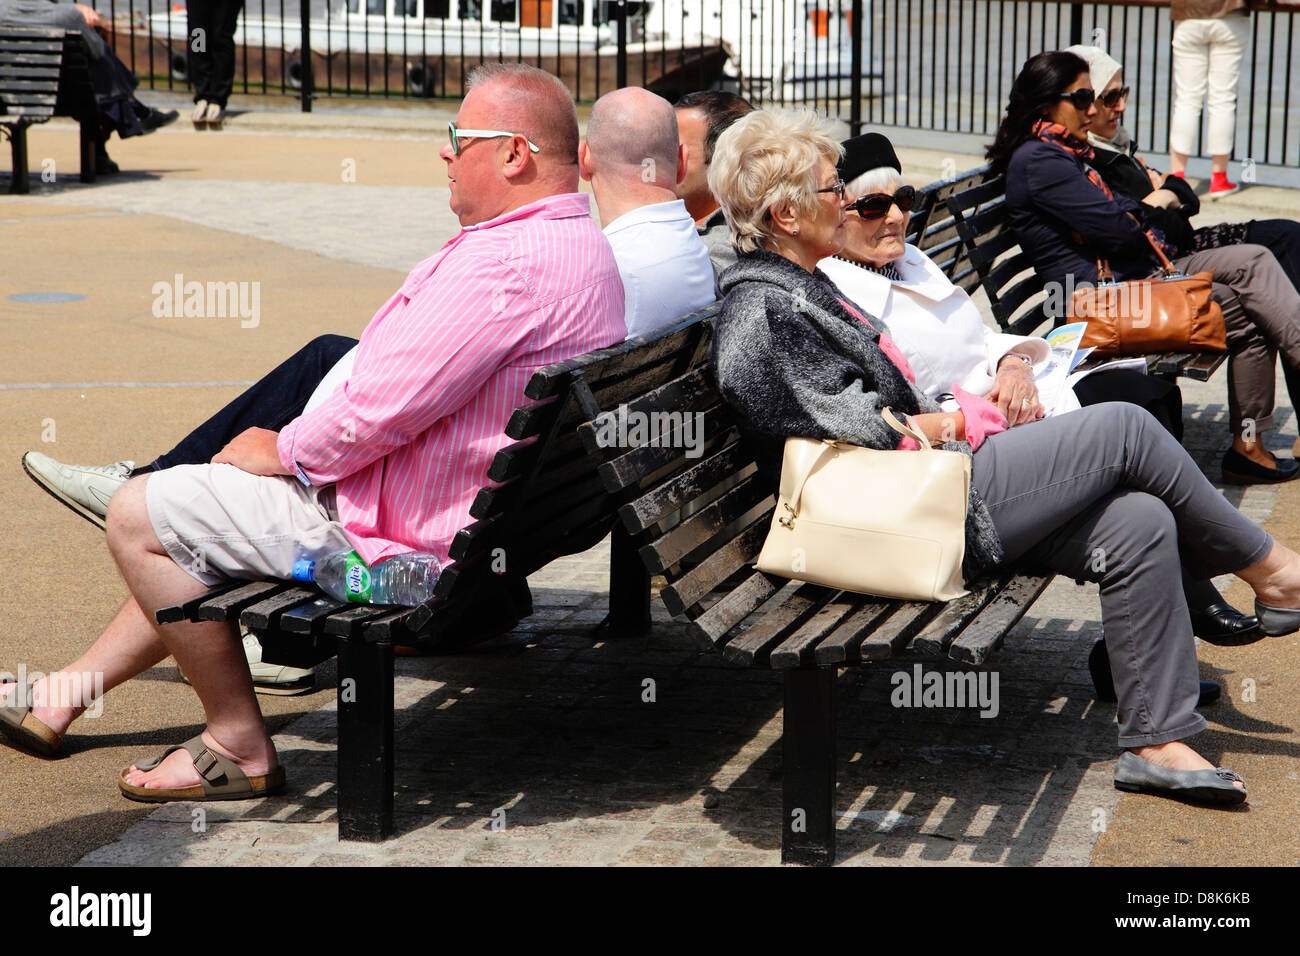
[
  {"xmin": 0, "ymin": 26, "xmax": 99, "ymax": 194},
  {"xmin": 945, "ymin": 168, "xmax": 1235, "ymax": 383},
  {"xmin": 153, "ymin": 308, "xmax": 715, "ymax": 842},
  {"xmin": 576, "ymin": 319, "xmax": 1054, "ymax": 866}
]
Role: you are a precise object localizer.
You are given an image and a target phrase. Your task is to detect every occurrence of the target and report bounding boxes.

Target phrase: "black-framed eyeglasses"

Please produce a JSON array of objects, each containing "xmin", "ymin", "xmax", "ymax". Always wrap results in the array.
[
  {"xmin": 1058, "ymin": 88, "xmax": 1096, "ymax": 111},
  {"xmin": 1098, "ymin": 85, "xmax": 1131, "ymax": 109},
  {"xmin": 849, "ymin": 184, "xmax": 916, "ymax": 221},
  {"xmin": 447, "ymin": 121, "xmax": 541, "ymax": 157},
  {"xmin": 815, "ymin": 179, "xmax": 847, "ymax": 200}
]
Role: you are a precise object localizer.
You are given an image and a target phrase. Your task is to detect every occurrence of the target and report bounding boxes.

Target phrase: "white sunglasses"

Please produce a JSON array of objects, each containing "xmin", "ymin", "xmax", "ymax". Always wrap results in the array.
[{"xmin": 448, "ymin": 122, "xmax": 541, "ymax": 155}]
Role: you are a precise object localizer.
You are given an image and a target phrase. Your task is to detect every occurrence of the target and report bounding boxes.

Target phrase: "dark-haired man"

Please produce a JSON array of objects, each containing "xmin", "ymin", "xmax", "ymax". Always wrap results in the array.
[{"xmin": 673, "ymin": 90, "xmax": 755, "ymax": 274}]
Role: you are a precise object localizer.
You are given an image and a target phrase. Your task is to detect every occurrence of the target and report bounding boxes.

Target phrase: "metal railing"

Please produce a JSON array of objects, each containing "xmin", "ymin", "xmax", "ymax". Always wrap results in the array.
[{"xmin": 95, "ymin": 0, "xmax": 1300, "ymax": 172}]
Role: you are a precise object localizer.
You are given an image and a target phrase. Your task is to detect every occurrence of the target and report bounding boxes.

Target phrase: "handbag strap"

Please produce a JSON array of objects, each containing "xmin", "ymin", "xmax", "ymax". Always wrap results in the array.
[
  {"xmin": 1095, "ymin": 215, "xmax": 1178, "ymax": 281},
  {"xmin": 784, "ymin": 408, "xmax": 930, "ymax": 519}
]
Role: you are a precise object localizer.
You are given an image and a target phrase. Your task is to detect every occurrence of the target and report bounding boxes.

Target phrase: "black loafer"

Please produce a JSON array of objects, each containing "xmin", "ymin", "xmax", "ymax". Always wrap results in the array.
[
  {"xmin": 139, "ymin": 107, "xmax": 179, "ymax": 133},
  {"xmin": 1088, "ymin": 639, "xmax": 1220, "ymax": 707},
  {"xmin": 1221, "ymin": 448, "xmax": 1300, "ymax": 484},
  {"xmin": 1189, "ymin": 601, "xmax": 1264, "ymax": 646}
]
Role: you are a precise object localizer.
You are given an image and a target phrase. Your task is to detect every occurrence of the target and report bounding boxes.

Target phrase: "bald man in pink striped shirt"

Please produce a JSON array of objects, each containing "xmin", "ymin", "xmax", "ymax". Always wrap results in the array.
[{"xmin": 1, "ymin": 64, "xmax": 626, "ymax": 799}]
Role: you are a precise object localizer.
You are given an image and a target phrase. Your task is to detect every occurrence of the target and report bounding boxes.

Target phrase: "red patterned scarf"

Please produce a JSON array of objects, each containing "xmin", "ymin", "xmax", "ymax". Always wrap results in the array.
[{"xmin": 1032, "ymin": 120, "xmax": 1174, "ymax": 260}]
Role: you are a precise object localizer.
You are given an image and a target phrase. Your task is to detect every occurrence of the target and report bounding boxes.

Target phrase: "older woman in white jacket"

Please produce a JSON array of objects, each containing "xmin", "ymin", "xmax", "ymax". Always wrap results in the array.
[{"xmin": 818, "ymin": 132, "xmax": 1259, "ymax": 678}]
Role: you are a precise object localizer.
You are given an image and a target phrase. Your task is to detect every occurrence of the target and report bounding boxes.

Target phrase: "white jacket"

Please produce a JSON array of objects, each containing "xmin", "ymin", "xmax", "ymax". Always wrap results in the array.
[{"xmin": 819, "ymin": 245, "xmax": 1080, "ymax": 413}]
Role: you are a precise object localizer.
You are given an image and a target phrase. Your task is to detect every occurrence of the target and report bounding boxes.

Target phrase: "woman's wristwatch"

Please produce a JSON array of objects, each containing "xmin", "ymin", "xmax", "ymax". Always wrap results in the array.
[{"xmin": 998, "ymin": 352, "xmax": 1034, "ymax": 373}]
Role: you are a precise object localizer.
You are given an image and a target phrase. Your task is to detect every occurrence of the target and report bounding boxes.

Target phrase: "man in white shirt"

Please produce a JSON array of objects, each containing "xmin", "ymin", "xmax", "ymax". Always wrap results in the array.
[{"xmin": 579, "ymin": 87, "xmax": 716, "ymax": 339}]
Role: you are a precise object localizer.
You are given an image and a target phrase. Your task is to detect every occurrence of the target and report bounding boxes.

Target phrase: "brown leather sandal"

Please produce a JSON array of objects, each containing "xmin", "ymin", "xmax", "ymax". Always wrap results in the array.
[
  {"xmin": 0, "ymin": 681, "xmax": 63, "ymax": 757},
  {"xmin": 118, "ymin": 734, "xmax": 285, "ymax": 803}
]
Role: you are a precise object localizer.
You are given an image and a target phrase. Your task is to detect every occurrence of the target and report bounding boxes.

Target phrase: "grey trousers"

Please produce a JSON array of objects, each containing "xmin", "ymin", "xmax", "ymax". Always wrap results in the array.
[
  {"xmin": 1169, "ymin": 243, "xmax": 1300, "ymax": 435},
  {"xmin": 972, "ymin": 402, "xmax": 1273, "ymax": 747}
]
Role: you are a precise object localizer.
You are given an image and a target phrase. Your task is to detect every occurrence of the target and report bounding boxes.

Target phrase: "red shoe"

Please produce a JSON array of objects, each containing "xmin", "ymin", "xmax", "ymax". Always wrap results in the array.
[
  {"xmin": 1170, "ymin": 169, "xmax": 1186, "ymax": 179},
  {"xmin": 1209, "ymin": 171, "xmax": 1240, "ymax": 199}
]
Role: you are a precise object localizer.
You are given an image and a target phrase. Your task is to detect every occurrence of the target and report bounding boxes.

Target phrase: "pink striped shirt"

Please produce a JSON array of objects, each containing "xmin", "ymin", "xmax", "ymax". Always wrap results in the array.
[{"xmin": 277, "ymin": 193, "xmax": 627, "ymax": 565}]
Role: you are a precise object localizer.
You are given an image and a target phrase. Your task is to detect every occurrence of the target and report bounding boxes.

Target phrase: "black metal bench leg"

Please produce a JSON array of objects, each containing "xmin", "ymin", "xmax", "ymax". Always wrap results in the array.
[
  {"xmin": 78, "ymin": 117, "xmax": 96, "ymax": 183},
  {"xmin": 336, "ymin": 638, "xmax": 394, "ymax": 841},
  {"xmin": 605, "ymin": 523, "xmax": 651, "ymax": 635},
  {"xmin": 782, "ymin": 668, "xmax": 837, "ymax": 866},
  {"xmin": 9, "ymin": 123, "xmax": 29, "ymax": 194}
]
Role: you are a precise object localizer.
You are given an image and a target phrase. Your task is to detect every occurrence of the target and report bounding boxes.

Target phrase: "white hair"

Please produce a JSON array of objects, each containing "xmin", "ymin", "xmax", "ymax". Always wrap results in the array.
[{"xmin": 845, "ymin": 165, "xmax": 899, "ymax": 200}]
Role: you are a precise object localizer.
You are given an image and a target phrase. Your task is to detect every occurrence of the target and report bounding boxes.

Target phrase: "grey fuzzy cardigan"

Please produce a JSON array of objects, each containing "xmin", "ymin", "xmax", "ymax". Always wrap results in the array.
[{"xmin": 711, "ymin": 248, "xmax": 1005, "ymax": 579}]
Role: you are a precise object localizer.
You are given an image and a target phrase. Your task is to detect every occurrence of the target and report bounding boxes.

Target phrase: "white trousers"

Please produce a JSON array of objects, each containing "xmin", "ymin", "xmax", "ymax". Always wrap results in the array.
[{"xmin": 1169, "ymin": 12, "xmax": 1252, "ymax": 157}]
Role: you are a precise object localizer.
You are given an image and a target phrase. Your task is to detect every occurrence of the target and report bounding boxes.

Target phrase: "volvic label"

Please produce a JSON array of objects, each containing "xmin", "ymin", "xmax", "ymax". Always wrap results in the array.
[{"xmin": 344, "ymin": 551, "xmax": 373, "ymax": 603}]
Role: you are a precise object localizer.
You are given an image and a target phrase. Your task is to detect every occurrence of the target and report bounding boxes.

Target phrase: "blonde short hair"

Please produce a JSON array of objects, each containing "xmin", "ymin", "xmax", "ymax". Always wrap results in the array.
[{"xmin": 706, "ymin": 109, "xmax": 844, "ymax": 254}]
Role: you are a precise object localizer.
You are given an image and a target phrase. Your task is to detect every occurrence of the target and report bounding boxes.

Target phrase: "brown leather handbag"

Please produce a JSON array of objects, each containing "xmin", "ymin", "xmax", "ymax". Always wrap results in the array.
[{"xmin": 1074, "ymin": 232, "xmax": 1227, "ymax": 358}]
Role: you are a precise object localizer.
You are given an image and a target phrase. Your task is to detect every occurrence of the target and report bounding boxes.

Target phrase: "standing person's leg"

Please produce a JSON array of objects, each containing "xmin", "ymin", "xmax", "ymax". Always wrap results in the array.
[
  {"xmin": 187, "ymin": 0, "xmax": 216, "ymax": 120},
  {"xmin": 1170, "ymin": 19, "xmax": 1211, "ymax": 176},
  {"xmin": 1204, "ymin": 12, "xmax": 1251, "ymax": 184},
  {"xmin": 201, "ymin": 0, "xmax": 245, "ymax": 126},
  {"xmin": 21, "ymin": 334, "xmax": 357, "ymax": 528}
]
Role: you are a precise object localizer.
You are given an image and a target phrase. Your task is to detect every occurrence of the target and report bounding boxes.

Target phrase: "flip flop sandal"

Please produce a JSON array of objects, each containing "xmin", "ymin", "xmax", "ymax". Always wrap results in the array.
[
  {"xmin": 118, "ymin": 734, "xmax": 285, "ymax": 803},
  {"xmin": 0, "ymin": 680, "xmax": 63, "ymax": 757}
]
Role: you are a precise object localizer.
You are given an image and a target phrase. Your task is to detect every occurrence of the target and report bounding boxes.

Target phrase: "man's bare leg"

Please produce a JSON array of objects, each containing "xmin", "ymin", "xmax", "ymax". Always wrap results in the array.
[{"xmin": 103, "ymin": 476, "xmax": 276, "ymax": 789}]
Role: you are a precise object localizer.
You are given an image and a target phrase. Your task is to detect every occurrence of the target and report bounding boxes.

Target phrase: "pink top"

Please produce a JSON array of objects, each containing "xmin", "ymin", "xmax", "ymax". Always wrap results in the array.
[{"xmin": 278, "ymin": 193, "xmax": 627, "ymax": 564}]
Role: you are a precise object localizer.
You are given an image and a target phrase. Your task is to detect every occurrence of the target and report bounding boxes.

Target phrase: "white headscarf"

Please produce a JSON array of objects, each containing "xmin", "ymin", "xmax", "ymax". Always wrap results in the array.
[{"xmin": 1065, "ymin": 44, "xmax": 1129, "ymax": 154}]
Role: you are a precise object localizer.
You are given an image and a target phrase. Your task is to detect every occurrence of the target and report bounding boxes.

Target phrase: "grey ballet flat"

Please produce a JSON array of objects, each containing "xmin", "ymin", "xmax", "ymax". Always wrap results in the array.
[
  {"xmin": 1254, "ymin": 599, "xmax": 1300, "ymax": 637},
  {"xmin": 1113, "ymin": 751, "xmax": 1246, "ymax": 806}
]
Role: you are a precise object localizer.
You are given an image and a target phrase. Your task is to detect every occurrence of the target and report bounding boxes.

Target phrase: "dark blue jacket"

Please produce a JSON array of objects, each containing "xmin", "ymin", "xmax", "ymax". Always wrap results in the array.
[{"xmin": 1006, "ymin": 138, "xmax": 1158, "ymax": 285}]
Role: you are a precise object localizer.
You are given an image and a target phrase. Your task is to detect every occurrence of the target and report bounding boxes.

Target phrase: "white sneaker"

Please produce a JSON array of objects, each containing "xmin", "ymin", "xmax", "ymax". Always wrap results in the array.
[
  {"xmin": 180, "ymin": 630, "xmax": 315, "ymax": 696},
  {"xmin": 21, "ymin": 453, "xmax": 134, "ymax": 529},
  {"xmin": 203, "ymin": 101, "xmax": 224, "ymax": 129},
  {"xmin": 191, "ymin": 99, "xmax": 208, "ymax": 127},
  {"xmin": 242, "ymin": 631, "xmax": 314, "ymax": 694}
]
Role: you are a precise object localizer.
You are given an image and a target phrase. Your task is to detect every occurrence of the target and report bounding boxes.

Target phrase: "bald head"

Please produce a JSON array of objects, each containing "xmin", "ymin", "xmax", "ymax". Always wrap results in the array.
[
  {"xmin": 465, "ymin": 62, "xmax": 579, "ymax": 166},
  {"xmin": 585, "ymin": 87, "xmax": 680, "ymax": 187}
]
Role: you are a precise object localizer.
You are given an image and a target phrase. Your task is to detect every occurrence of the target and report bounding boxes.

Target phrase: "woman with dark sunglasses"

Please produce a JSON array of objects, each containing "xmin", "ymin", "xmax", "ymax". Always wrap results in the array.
[
  {"xmin": 989, "ymin": 50, "xmax": 1300, "ymax": 487},
  {"xmin": 1067, "ymin": 45, "xmax": 1300, "ymax": 353},
  {"xmin": 819, "ymin": 132, "xmax": 1258, "ymax": 657}
]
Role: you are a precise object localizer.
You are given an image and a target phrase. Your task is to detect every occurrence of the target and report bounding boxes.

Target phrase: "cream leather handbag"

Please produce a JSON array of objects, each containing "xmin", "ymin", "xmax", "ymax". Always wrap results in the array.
[{"xmin": 755, "ymin": 408, "xmax": 969, "ymax": 601}]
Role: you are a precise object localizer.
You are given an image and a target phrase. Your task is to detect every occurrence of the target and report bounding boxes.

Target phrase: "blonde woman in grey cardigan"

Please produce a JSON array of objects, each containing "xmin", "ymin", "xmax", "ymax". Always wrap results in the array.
[{"xmin": 706, "ymin": 107, "xmax": 1300, "ymax": 807}]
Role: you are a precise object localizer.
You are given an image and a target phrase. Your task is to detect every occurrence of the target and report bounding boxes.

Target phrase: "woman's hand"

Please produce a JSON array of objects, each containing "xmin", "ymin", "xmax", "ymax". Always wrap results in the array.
[
  {"xmin": 1148, "ymin": 167, "xmax": 1166, "ymax": 191},
  {"xmin": 1141, "ymin": 188, "xmax": 1182, "ymax": 210},
  {"xmin": 987, "ymin": 360, "xmax": 1044, "ymax": 425}
]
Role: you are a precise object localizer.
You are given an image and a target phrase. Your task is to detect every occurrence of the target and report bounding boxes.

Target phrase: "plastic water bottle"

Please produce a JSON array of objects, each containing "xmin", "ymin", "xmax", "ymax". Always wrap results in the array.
[{"xmin": 292, "ymin": 550, "xmax": 442, "ymax": 606}]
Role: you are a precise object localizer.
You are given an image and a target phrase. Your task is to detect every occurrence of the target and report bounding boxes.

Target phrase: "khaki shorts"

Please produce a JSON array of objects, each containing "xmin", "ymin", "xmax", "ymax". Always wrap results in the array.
[{"xmin": 146, "ymin": 464, "xmax": 355, "ymax": 586}]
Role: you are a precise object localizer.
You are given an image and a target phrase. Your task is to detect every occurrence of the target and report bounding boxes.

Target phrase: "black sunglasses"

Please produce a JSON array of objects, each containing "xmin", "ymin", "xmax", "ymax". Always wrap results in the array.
[
  {"xmin": 849, "ymin": 184, "xmax": 916, "ymax": 221},
  {"xmin": 1058, "ymin": 88, "xmax": 1096, "ymax": 111},
  {"xmin": 1098, "ymin": 85, "xmax": 1131, "ymax": 108}
]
